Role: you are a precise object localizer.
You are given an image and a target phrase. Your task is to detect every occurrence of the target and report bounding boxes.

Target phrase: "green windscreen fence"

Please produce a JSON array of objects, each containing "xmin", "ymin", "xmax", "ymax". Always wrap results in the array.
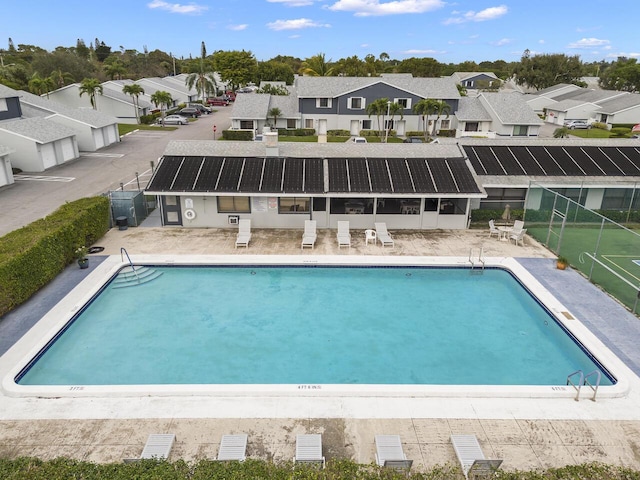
[{"xmin": 525, "ymin": 185, "xmax": 640, "ymax": 315}]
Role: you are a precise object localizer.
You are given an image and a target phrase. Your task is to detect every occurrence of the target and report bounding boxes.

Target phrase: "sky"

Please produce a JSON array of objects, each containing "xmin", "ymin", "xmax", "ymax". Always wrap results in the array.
[{"xmin": 5, "ymin": 0, "xmax": 638, "ymax": 65}]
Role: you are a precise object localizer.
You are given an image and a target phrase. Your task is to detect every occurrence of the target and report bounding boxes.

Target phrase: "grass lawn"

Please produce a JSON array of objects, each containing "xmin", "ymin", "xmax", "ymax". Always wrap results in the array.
[
  {"xmin": 569, "ymin": 129, "xmax": 625, "ymax": 139},
  {"xmin": 118, "ymin": 124, "xmax": 177, "ymax": 135},
  {"xmin": 278, "ymin": 136, "xmax": 405, "ymax": 143}
]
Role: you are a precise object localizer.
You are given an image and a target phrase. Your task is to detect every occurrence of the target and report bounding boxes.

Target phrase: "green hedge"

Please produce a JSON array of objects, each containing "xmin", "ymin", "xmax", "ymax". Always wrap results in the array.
[
  {"xmin": 327, "ymin": 129, "xmax": 350, "ymax": 136},
  {"xmin": 222, "ymin": 130, "xmax": 253, "ymax": 141},
  {"xmin": 0, "ymin": 196, "xmax": 110, "ymax": 317},
  {"xmin": 276, "ymin": 128, "xmax": 315, "ymax": 136}
]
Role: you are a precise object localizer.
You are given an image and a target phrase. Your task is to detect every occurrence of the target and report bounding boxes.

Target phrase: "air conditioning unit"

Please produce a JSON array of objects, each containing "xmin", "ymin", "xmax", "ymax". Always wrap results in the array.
[{"xmin": 228, "ymin": 215, "xmax": 239, "ymax": 225}]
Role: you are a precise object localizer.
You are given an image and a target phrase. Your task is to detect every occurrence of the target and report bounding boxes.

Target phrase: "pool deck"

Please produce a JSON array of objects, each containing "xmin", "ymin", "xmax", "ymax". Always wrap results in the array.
[{"xmin": 2, "ymin": 221, "xmax": 640, "ymax": 472}]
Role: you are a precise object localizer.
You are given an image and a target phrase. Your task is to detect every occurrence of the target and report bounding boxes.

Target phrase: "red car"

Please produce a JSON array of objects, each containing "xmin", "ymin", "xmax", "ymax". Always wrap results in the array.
[{"xmin": 207, "ymin": 97, "xmax": 229, "ymax": 106}]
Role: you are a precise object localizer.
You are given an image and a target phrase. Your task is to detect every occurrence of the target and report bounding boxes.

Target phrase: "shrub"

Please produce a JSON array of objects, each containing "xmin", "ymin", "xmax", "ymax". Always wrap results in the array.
[
  {"xmin": 610, "ymin": 127, "xmax": 631, "ymax": 137},
  {"xmin": 438, "ymin": 129, "xmax": 456, "ymax": 137},
  {"xmin": 327, "ymin": 129, "xmax": 350, "ymax": 137},
  {"xmin": 222, "ymin": 130, "xmax": 253, "ymax": 141},
  {"xmin": 0, "ymin": 196, "xmax": 110, "ymax": 316},
  {"xmin": 277, "ymin": 128, "xmax": 315, "ymax": 136},
  {"xmin": 591, "ymin": 122, "xmax": 608, "ymax": 130},
  {"xmin": 139, "ymin": 114, "xmax": 155, "ymax": 125}
]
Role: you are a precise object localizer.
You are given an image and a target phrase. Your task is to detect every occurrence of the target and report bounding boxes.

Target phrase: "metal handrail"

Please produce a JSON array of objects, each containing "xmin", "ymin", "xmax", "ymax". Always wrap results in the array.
[
  {"xmin": 584, "ymin": 370, "xmax": 602, "ymax": 402},
  {"xmin": 468, "ymin": 247, "xmax": 485, "ymax": 271},
  {"xmin": 566, "ymin": 370, "xmax": 584, "ymax": 401},
  {"xmin": 120, "ymin": 247, "xmax": 139, "ymax": 283}
]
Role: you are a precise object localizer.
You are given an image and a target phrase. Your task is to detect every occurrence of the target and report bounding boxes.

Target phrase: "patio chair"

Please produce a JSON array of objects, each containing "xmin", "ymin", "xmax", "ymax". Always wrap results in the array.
[
  {"xmin": 337, "ymin": 221, "xmax": 351, "ymax": 249},
  {"xmin": 124, "ymin": 433, "xmax": 176, "ymax": 462},
  {"xmin": 375, "ymin": 435, "xmax": 413, "ymax": 471},
  {"xmin": 512, "ymin": 220, "xmax": 524, "ymax": 232},
  {"xmin": 451, "ymin": 434, "xmax": 502, "ymax": 479},
  {"xmin": 295, "ymin": 434, "xmax": 325, "ymax": 468},
  {"xmin": 216, "ymin": 433, "xmax": 248, "ymax": 461},
  {"xmin": 509, "ymin": 228, "xmax": 527, "ymax": 246},
  {"xmin": 235, "ymin": 219, "xmax": 251, "ymax": 248},
  {"xmin": 365, "ymin": 229, "xmax": 377, "ymax": 245},
  {"xmin": 301, "ymin": 220, "xmax": 317, "ymax": 249},
  {"xmin": 488, "ymin": 220, "xmax": 501, "ymax": 239},
  {"xmin": 374, "ymin": 222, "xmax": 394, "ymax": 248}
]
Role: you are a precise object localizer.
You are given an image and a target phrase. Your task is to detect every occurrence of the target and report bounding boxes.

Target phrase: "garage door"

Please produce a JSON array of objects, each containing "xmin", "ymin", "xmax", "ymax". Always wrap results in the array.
[
  {"xmin": 105, "ymin": 125, "xmax": 117, "ymax": 145},
  {"xmin": 41, "ymin": 143, "xmax": 57, "ymax": 169},
  {"xmin": 93, "ymin": 129, "xmax": 105, "ymax": 149},
  {"xmin": 61, "ymin": 137, "xmax": 76, "ymax": 161}
]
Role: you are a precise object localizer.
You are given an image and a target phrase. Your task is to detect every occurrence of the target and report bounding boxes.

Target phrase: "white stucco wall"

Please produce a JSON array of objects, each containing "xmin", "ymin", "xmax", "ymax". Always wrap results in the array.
[{"xmin": 0, "ymin": 153, "xmax": 14, "ymax": 187}]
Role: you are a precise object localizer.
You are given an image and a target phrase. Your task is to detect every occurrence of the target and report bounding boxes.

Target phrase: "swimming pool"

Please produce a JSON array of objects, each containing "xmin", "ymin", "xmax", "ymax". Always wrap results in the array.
[{"xmin": 3, "ymin": 256, "xmax": 625, "ymax": 398}]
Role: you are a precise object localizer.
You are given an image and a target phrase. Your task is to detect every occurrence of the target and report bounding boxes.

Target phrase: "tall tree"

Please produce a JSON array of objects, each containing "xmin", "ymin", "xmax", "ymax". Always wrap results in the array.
[
  {"xmin": 428, "ymin": 100, "xmax": 451, "ymax": 137},
  {"xmin": 513, "ymin": 50, "xmax": 585, "ymax": 90},
  {"xmin": 366, "ymin": 98, "xmax": 390, "ymax": 140},
  {"xmin": 213, "ymin": 50, "xmax": 257, "ymax": 91},
  {"xmin": 256, "ymin": 61, "xmax": 294, "ymax": 85},
  {"xmin": 150, "ymin": 90, "xmax": 173, "ymax": 125},
  {"xmin": 386, "ymin": 102, "xmax": 404, "ymax": 142},
  {"xmin": 396, "ymin": 57, "xmax": 442, "ymax": 77},
  {"xmin": 78, "ymin": 77, "xmax": 103, "ymax": 109},
  {"xmin": 185, "ymin": 41, "xmax": 217, "ymax": 102},
  {"xmin": 103, "ymin": 59, "xmax": 127, "ymax": 80},
  {"xmin": 267, "ymin": 107, "xmax": 282, "ymax": 129},
  {"xmin": 28, "ymin": 73, "xmax": 54, "ymax": 97},
  {"xmin": 599, "ymin": 57, "xmax": 640, "ymax": 92},
  {"xmin": 299, "ymin": 53, "xmax": 334, "ymax": 76},
  {"xmin": 49, "ymin": 68, "xmax": 75, "ymax": 89},
  {"xmin": 412, "ymin": 98, "xmax": 439, "ymax": 139},
  {"xmin": 122, "ymin": 83, "xmax": 145, "ymax": 124}
]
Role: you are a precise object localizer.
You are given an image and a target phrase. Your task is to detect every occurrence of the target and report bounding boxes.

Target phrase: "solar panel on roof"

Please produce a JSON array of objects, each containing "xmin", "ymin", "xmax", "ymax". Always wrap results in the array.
[
  {"xmin": 147, "ymin": 156, "xmax": 182, "ymax": 191},
  {"xmin": 261, "ymin": 157, "xmax": 284, "ymax": 192},
  {"xmin": 304, "ymin": 158, "xmax": 324, "ymax": 193},
  {"xmin": 216, "ymin": 157, "xmax": 244, "ymax": 191},
  {"xmin": 406, "ymin": 158, "xmax": 436, "ymax": 193},
  {"xmin": 616, "ymin": 147, "xmax": 640, "ymax": 173},
  {"xmin": 565, "ymin": 147, "xmax": 609, "ymax": 176},
  {"xmin": 368, "ymin": 158, "xmax": 392, "ymax": 192},
  {"xmin": 347, "ymin": 158, "xmax": 370, "ymax": 192},
  {"xmin": 283, "ymin": 157, "xmax": 304, "ymax": 192},
  {"xmin": 193, "ymin": 157, "xmax": 223, "ymax": 191},
  {"xmin": 328, "ymin": 158, "xmax": 349, "ymax": 192},
  {"xmin": 449, "ymin": 158, "xmax": 481, "ymax": 193},
  {"xmin": 468, "ymin": 146, "xmax": 505, "ymax": 175},
  {"xmin": 387, "ymin": 158, "xmax": 415, "ymax": 193},
  {"xmin": 428, "ymin": 158, "xmax": 457, "ymax": 193},
  {"xmin": 508, "ymin": 146, "xmax": 546, "ymax": 176},
  {"xmin": 171, "ymin": 157, "xmax": 204, "ymax": 191},
  {"xmin": 239, "ymin": 157, "xmax": 264, "ymax": 192},
  {"xmin": 605, "ymin": 148, "xmax": 640, "ymax": 175},
  {"xmin": 544, "ymin": 147, "xmax": 585, "ymax": 176},
  {"xmin": 464, "ymin": 147, "xmax": 485, "ymax": 175},
  {"xmin": 527, "ymin": 147, "xmax": 565, "ymax": 175},
  {"xmin": 491, "ymin": 147, "xmax": 526, "ymax": 175}
]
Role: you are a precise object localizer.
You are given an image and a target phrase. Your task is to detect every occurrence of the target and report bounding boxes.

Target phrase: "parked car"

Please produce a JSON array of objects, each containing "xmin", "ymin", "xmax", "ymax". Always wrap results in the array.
[
  {"xmin": 563, "ymin": 120, "xmax": 590, "ymax": 129},
  {"xmin": 158, "ymin": 115, "xmax": 189, "ymax": 125},
  {"xmin": 352, "ymin": 136, "xmax": 367, "ymax": 143},
  {"xmin": 187, "ymin": 104, "xmax": 211, "ymax": 114},
  {"xmin": 206, "ymin": 97, "xmax": 229, "ymax": 106},
  {"xmin": 223, "ymin": 91, "xmax": 236, "ymax": 102},
  {"xmin": 403, "ymin": 137, "xmax": 424, "ymax": 143},
  {"xmin": 176, "ymin": 107, "xmax": 201, "ymax": 118}
]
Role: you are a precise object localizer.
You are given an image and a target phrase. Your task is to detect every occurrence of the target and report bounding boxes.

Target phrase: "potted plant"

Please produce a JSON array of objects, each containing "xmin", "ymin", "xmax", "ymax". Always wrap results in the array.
[
  {"xmin": 75, "ymin": 246, "xmax": 89, "ymax": 269},
  {"xmin": 556, "ymin": 255, "xmax": 569, "ymax": 270}
]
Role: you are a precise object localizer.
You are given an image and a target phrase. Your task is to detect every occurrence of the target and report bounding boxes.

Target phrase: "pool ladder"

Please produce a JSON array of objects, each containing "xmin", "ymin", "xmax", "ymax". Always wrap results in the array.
[
  {"xmin": 120, "ymin": 247, "xmax": 139, "ymax": 283},
  {"xmin": 468, "ymin": 247, "xmax": 485, "ymax": 272},
  {"xmin": 567, "ymin": 370, "xmax": 602, "ymax": 401}
]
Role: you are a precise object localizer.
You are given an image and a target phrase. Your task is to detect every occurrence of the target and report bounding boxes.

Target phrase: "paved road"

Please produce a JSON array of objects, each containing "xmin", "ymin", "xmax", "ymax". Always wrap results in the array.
[{"xmin": 0, "ymin": 106, "xmax": 232, "ymax": 237}]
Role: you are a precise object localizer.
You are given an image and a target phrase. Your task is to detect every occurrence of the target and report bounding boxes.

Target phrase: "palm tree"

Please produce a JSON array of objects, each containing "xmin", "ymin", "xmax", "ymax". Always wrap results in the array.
[
  {"xmin": 49, "ymin": 68, "xmax": 74, "ymax": 89},
  {"xmin": 185, "ymin": 41, "xmax": 217, "ymax": 103},
  {"xmin": 78, "ymin": 78, "xmax": 103, "ymax": 109},
  {"xmin": 267, "ymin": 107, "xmax": 282, "ymax": 130},
  {"xmin": 122, "ymin": 83, "xmax": 145, "ymax": 124},
  {"xmin": 412, "ymin": 99, "xmax": 438, "ymax": 140},
  {"xmin": 366, "ymin": 98, "xmax": 389, "ymax": 140},
  {"xmin": 429, "ymin": 100, "xmax": 451, "ymax": 138},
  {"xmin": 150, "ymin": 90, "xmax": 173, "ymax": 126},
  {"xmin": 385, "ymin": 102, "xmax": 404, "ymax": 142},
  {"xmin": 28, "ymin": 73, "xmax": 54, "ymax": 98},
  {"xmin": 299, "ymin": 53, "xmax": 334, "ymax": 77},
  {"xmin": 104, "ymin": 60, "xmax": 127, "ymax": 80}
]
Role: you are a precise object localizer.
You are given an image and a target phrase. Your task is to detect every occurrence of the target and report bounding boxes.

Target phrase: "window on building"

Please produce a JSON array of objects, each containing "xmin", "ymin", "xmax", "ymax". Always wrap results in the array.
[
  {"xmin": 540, "ymin": 188, "xmax": 587, "ymax": 210},
  {"xmin": 385, "ymin": 119, "xmax": 394, "ymax": 131},
  {"xmin": 330, "ymin": 198, "xmax": 374, "ymax": 214},
  {"xmin": 424, "ymin": 199, "xmax": 438, "ymax": 211},
  {"xmin": 279, "ymin": 197, "xmax": 310, "ymax": 213},
  {"xmin": 601, "ymin": 188, "xmax": 640, "ymax": 210},
  {"xmin": 287, "ymin": 119, "xmax": 296, "ymax": 129},
  {"xmin": 465, "ymin": 122, "xmax": 479, "ymax": 132},
  {"xmin": 316, "ymin": 98, "xmax": 332, "ymax": 108},
  {"xmin": 394, "ymin": 98, "xmax": 411, "ymax": 109},
  {"xmin": 480, "ymin": 188, "xmax": 527, "ymax": 210},
  {"xmin": 217, "ymin": 196, "xmax": 251, "ymax": 213},
  {"xmin": 375, "ymin": 198, "xmax": 421, "ymax": 214},
  {"xmin": 0, "ymin": 98, "xmax": 7, "ymax": 112},
  {"xmin": 239, "ymin": 120, "xmax": 254, "ymax": 130},
  {"xmin": 439, "ymin": 198, "xmax": 467, "ymax": 215},
  {"xmin": 348, "ymin": 97, "xmax": 365, "ymax": 109},
  {"xmin": 312, "ymin": 198, "xmax": 326, "ymax": 211},
  {"xmin": 441, "ymin": 119, "xmax": 450, "ymax": 130},
  {"xmin": 513, "ymin": 125, "xmax": 529, "ymax": 136},
  {"xmin": 305, "ymin": 119, "xmax": 314, "ymax": 129},
  {"xmin": 362, "ymin": 119, "xmax": 372, "ymax": 130}
]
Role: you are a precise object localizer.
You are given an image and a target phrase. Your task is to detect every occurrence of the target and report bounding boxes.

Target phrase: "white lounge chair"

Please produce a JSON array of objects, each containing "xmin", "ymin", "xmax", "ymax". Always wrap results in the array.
[
  {"xmin": 512, "ymin": 220, "xmax": 524, "ymax": 232},
  {"xmin": 375, "ymin": 435, "xmax": 413, "ymax": 470},
  {"xmin": 301, "ymin": 220, "xmax": 317, "ymax": 249},
  {"xmin": 216, "ymin": 433, "xmax": 248, "ymax": 461},
  {"xmin": 337, "ymin": 221, "xmax": 351, "ymax": 249},
  {"xmin": 374, "ymin": 222, "xmax": 394, "ymax": 248},
  {"xmin": 235, "ymin": 219, "xmax": 251, "ymax": 248},
  {"xmin": 509, "ymin": 228, "xmax": 527, "ymax": 246},
  {"xmin": 124, "ymin": 433, "xmax": 175, "ymax": 462},
  {"xmin": 451, "ymin": 434, "xmax": 502, "ymax": 479},
  {"xmin": 295, "ymin": 434, "xmax": 325, "ymax": 468},
  {"xmin": 488, "ymin": 220, "xmax": 500, "ymax": 239}
]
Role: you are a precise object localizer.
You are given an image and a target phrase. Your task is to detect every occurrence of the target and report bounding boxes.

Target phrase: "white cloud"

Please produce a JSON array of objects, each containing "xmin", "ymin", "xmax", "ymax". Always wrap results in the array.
[
  {"xmin": 289, "ymin": 34, "xmax": 302, "ymax": 38},
  {"xmin": 267, "ymin": 18, "xmax": 331, "ymax": 30},
  {"xmin": 444, "ymin": 5, "xmax": 507, "ymax": 25},
  {"xmin": 567, "ymin": 37, "xmax": 610, "ymax": 49},
  {"xmin": 147, "ymin": 0, "xmax": 208, "ymax": 14},
  {"xmin": 328, "ymin": 0, "xmax": 445, "ymax": 17},
  {"xmin": 228, "ymin": 24, "xmax": 248, "ymax": 31},
  {"xmin": 491, "ymin": 38, "xmax": 511, "ymax": 46},
  {"xmin": 538, "ymin": 39, "xmax": 545, "ymax": 44},
  {"xmin": 607, "ymin": 52, "xmax": 640, "ymax": 58},
  {"xmin": 267, "ymin": 0, "xmax": 316, "ymax": 5},
  {"xmin": 402, "ymin": 48, "xmax": 444, "ymax": 55}
]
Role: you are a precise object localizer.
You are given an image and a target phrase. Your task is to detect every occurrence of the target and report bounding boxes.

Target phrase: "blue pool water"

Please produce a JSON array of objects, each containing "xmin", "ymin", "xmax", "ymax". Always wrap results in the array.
[{"xmin": 17, "ymin": 266, "xmax": 614, "ymax": 386}]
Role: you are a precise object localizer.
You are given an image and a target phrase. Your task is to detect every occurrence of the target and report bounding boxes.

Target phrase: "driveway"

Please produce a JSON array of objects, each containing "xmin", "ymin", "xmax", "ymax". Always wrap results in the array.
[{"xmin": 0, "ymin": 105, "xmax": 233, "ymax": 237}]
